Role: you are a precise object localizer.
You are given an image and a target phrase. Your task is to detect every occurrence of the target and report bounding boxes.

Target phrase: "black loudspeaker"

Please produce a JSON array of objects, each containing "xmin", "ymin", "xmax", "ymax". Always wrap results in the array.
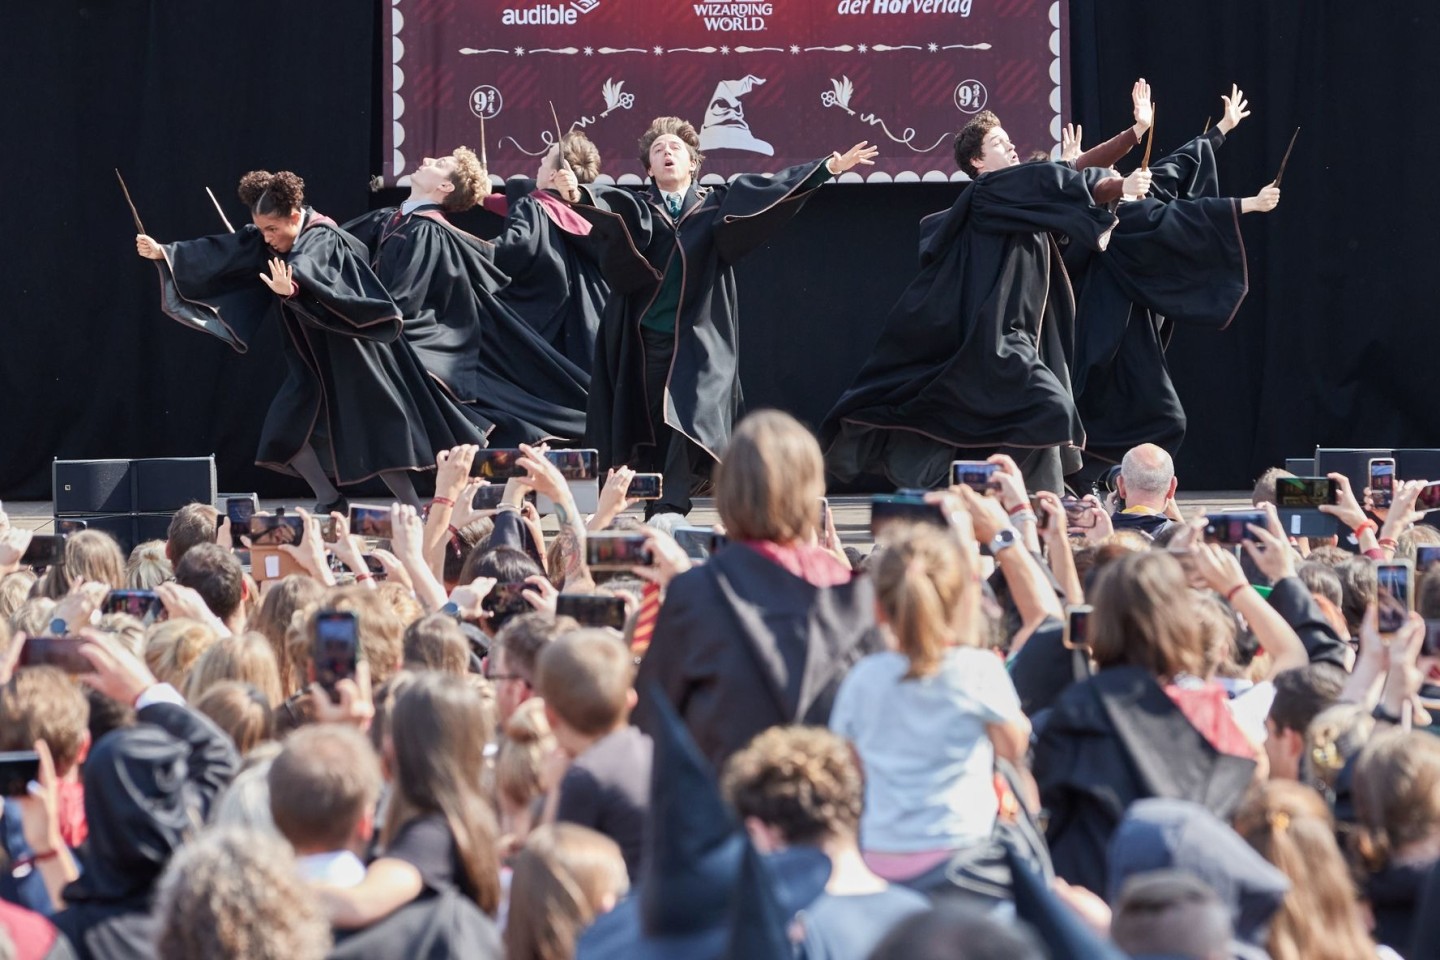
[
  {"xmin": 1313, "ymin": 448, "xmax": 1394, "ymax": 493},
  {"xmin": 1284, "ymin": 458, "xmax": 1315, "ymax": 477},
  {"xmin": 1394, "ymin": 449, "xmax": 1440, "ymax": 483},
  {"xmin": 133, "ymin": 457, "xmax": 217, "ymax": 513},
  {"xmin": 135, "ymin": 513, "xmax": 177, "ymax": 547},
  {"xmin": 53, "ymin": 460, "xmax": 132, "ymax": 515},
  {"xmin": 56, "ymin": 515, "xmax": 137, "ymax": 555}
]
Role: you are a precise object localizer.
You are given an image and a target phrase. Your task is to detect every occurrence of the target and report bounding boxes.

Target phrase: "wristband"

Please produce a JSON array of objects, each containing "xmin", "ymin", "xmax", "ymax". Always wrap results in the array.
[
  {"xmin": 1224, "ymin": 582, "xmax": 1250, "ymax": 604},
  {"xmin": 1378, "ymin": 536, "xmax": 1398, "ymax": 548},
  {"xmin": 1008, "ymin": 511, "xmax": 1038, "ymax": 526},
  {"xmin": 431, "ymin": 496, "xmax": 455, "ymax": 508},
  {"xmin": 1353, "ymin": 519, "xmax": 1378, "ymax": 537},
  {"xmin": 1006, "ymin": 502, "xmax": 1031, "ymax": 516},
  {"xmin": 355, "ymin": 573, "xmax": 374, "ymax": 583}
]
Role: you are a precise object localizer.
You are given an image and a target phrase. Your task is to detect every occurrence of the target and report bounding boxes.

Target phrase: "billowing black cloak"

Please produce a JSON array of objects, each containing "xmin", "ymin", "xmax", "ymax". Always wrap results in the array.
[
  {"xmin": 344, "ymin": 204, "xmax": 590, "ymax": 445},
  {"xmin": 821, "ymin": 161, "xmax": 1116, "ymax": 489},
  {"xmin": 1067, "ymin": 128, "xmax": 1248, "ymax": 465},
  {"xmin": 571, "ymin": 160, "xmax": 830, "ymax": 471},
  {"xmin": 152, "ymin": 209, "xmax": 490, "ymax": 483},
  {"xmin": 490, "ymin": 189, "xmax": 611, "ymax": 371}
]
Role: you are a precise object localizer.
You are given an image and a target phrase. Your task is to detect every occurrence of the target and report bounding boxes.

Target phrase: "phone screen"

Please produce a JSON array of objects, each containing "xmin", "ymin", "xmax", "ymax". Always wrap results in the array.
[
  {"xmin": 555, "ymin": 594, "xmax": 628, "ymax": 630},
  {"xmin": 1417, "ymin": 483, "xmax": 1440, "ymax": 512},
  {"xmin": 470, "ymin": 449, "xmax": 527, "ymax": 480},
  {"xmin": 1424, "ymin": 619, "xmax": 1440, "ymax": 658},
  {"xmin": 313, "ymin": 611, "xmax": 359, "ymax": 700},
  {"xmin": 585, "ymin": 534, "xmax": 653, "ymax": 569},
  {"xmin": 1377, "ymin": 562, "xmax": 1414, "ymax": 634},
  {"xmin": 1064, "ymin": 605, "xmax": 1093, "ymax": 650},
  {"xmin": 349, "ymin": 505, "xmax": 393, "ymax": 540},
  {"xmin": 870, "ymin": 495, "xmax": 948, "ymax": 538},
  {"xmin": 226, "ymin": 496, "xmax": 258, "ymax": 547},
  {"xmin": 1370, "ymin": 459, "xmax": 1396, "ymax": 509},
  {"xmin": 1204, "ymin": 511, "xmax": 1266, "ymax": 545},
  {"xmin": 248, "ymin": 514, "xmax": 304, "ymax": 547},
  {"xmin": 20, "ymin": 535, "xmax": 65, "ymax": 569},
  {"xmin": 19, "ymin": 636, "xmax": 91, "ymax": 674},
  {"xmin": 1062, "ymin": 497, "xmax": 1097, "ymax": 530},
  {"xmin": 546, "ymin": 449, "xmax": 599, "ymax": 481},
  {"xmin": 103, "ymin": 589, "xmax": 164, "ymax": 624},
  {"xmin": 950, "ymin": 461, "xmax": 999, "ymax": 492},
  {"xmin": 0, "ymin": 751, "xmax": 40, "ymax": 797},
  {"xmin": 1274, "ymin": 477, "xmax": 1338, "ymax": 509},
  {"xmin": 472, "ymin": 484, "xmax": 506, "ymax": 510},
  {"xmin": 628, "ymin": 474, "xmax": 663, "ymax": 500},
  {"xmin": 1418, "ymin": 546, "xmax": 1440, "ymax": 573}
]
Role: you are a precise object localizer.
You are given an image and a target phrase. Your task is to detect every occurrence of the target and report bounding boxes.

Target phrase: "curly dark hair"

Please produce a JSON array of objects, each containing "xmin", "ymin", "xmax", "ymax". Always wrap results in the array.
[
  {"xmin": 440, "ymin": 147, "xmax": 488, "ymax": 213},
  {"xmin": 636, "ymin": 116, "xmax": 702, "ymax": 174},
  {"xmin": 237, "ymin": 170, "xmax": 305, "ymax": 216},
  {"xmin": 952, "ymin": 110, "xmax": 1001, "ymax": 177},
  {"xmin": 721, "ymin": 725, "xmax": 863, "ymax": 845},
  {"xmin": 560, "ymin": 131, "xmax": 602, "ymax": 184}
]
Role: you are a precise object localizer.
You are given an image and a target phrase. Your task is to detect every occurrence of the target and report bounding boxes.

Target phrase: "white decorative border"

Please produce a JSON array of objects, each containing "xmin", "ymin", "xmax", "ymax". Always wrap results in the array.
[{"xmin": 389, "ymin": 0, "xmax": 1063, "ymax": 185}]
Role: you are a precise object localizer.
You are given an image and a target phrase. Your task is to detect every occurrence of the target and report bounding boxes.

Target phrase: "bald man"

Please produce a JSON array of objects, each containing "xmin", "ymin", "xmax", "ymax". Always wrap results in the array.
[{"xmin": 1112, "ymin": 443, "xmax": 1181, "ymax": 537}]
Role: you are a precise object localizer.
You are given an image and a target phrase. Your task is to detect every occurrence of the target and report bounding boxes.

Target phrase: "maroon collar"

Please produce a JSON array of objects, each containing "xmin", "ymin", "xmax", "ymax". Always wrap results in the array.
[{"xmin": 534, "ymin": 189, "xmax": 593, "ymax": 237}]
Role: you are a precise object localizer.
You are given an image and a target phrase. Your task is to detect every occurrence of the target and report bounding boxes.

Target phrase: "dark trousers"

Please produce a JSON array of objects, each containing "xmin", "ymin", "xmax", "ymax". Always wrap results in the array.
[{"xmin": 640, "ymin": 326, "xmax": 708, "ymax": 517}]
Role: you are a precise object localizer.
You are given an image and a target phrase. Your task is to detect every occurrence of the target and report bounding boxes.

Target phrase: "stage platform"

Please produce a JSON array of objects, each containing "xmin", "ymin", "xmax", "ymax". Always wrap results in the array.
[{"xmin": 3, "ymin": 492, "xmax": 1249, "ymax": 553}]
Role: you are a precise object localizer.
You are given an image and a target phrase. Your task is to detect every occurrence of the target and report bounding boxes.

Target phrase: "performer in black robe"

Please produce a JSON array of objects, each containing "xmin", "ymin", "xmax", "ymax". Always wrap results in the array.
[
  {"xmin": 1066, "ymin": 85, "xmax": 1279, "ymax": 473},
  {"xmin": 821, "ymin": 112, "xmax": 1147, "ymax": 493},
  {"xmin": 344, "ymin": 149, "xmax": 590, "ymax": 445},
  {"xmin": 484, "ymin": 133, "xmax": 611, "ymax": 371},
  {"xmin": 136, "ymin": 170, "xmax": 490, "ymax": 510},
  {"xmin": 566, "ymin": 116, "xmax": 877, "ymax": 517}
]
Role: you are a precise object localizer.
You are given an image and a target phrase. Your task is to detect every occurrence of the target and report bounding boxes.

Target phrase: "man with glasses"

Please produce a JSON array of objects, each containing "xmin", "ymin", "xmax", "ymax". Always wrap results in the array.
[{"xmin": 485, "ymin": 612, "xmax": 574, "ymax": 726}]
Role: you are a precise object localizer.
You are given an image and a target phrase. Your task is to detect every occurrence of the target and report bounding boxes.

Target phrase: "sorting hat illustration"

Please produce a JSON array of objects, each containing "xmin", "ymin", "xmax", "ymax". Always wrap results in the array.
[
  {"xmin": 576, "ymin": 686, "xmax": 828, "ymax": 960},
  {"xmin": 699, "ymin": 75, "xmax": 774, "ymax": 155}
]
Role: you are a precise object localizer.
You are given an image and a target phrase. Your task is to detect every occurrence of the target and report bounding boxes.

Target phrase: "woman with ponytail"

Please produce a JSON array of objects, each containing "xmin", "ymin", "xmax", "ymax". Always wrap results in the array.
[
  {"xmin": 135, "ymin": 169, "xmax": 489, "ymax": 512},
  {"xmin": 1233, "ymin": 780, "xmax": 1383, "ymax": 960},
  {"xmin": 828, "ymin": 517, "xmax": 1030, "ymax": 889}
]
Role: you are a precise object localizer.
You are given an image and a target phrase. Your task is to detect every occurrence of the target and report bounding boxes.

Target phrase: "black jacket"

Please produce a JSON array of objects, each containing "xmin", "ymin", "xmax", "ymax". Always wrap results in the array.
[
  {"xmin": 634, "ymin": 545, "xmax": 884, "ymax": 772},
  {"xmin": 1033, "ymin": 666, "xmax": 1256, "ymax": 895}
]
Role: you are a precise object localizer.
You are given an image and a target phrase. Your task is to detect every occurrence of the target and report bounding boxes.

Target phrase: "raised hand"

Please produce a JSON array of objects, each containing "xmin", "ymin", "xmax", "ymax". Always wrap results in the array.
[
  {"xmin": 1216, "ymin": 83, "xmax": 1251, "ymax": 135},
  {"xmin": 827, "ymin": 141, "xmax": 879, "ymax": 175},
  {"xmin": 136, "ymin": 234, "xmax": 164, "ymax": 260},
  {"xmin": 1123, "ymin": 167, "xmax": 1153, "ymax": 199},
  {"xmin": 259, "ymin": 256, "xmax": 296, "ymax": 296},
  {"xmin": 1242, "ymin": 182, "xmax": 1281, "ymax": 214},
  {"xmin": 1061, "ymin": 123, "xmax": 1083, "ymax": 163},
  {"xmin": 1132, "ymin": 78, "xmax": 1153, "ymax": 131},
  {"xmin": 553, "ymin": 167, "xmax": 580, "ymax": 202}
]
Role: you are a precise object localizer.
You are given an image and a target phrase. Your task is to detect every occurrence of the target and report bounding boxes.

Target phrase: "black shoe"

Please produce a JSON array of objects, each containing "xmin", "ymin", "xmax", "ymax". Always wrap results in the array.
[{"xmin": 315, "ymin": 495, "xmax": 349, "ymax": 516}]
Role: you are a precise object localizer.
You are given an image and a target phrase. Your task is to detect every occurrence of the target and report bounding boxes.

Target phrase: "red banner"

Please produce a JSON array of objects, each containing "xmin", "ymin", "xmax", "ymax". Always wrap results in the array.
[{"xmin": 382, "ymin": 0, "xmax": 1066, "ymax": 186}]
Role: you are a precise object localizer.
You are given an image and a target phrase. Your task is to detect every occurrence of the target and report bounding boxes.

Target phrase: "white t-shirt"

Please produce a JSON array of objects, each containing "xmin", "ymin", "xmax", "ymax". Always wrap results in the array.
[{"xmin": 830, "ymin": 648, "xmax": 1023, "ymax": 853}]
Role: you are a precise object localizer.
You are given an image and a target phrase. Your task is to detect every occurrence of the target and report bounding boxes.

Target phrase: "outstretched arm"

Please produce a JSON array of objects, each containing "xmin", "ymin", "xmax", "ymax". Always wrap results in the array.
[
  {"xmin": 136, "ymin": 234, "xmax": 164, "ymax": 259},
  {"xmin": 1240, "ymin": 182, "xmax": 1280, "ymax": 214},
  {"xmin": 1072, "ymin": 79, "xmax": 1153, "ymax": 170},
  {"xmin": 1215, "ymin": 83, "xmax": 1251, "ymax": 136}
]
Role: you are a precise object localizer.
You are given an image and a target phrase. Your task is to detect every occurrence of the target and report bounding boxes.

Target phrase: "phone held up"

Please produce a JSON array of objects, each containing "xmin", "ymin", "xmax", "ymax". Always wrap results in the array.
[{"xmin": 313, "ymin": 610, "xmax": 360, "ymax": 703}]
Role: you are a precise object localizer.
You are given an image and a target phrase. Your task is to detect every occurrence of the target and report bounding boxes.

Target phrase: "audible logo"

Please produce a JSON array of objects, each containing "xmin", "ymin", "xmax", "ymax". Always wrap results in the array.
[{"xmin": 501, "ymin": 4, "xmax": 579, "ymax": 24}]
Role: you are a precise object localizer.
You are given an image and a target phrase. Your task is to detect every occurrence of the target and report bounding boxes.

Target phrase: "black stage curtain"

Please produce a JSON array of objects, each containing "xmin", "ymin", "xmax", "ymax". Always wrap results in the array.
[{"xmin": 2, "ymin": 2, "xmax": 1434, "ymax": 498}]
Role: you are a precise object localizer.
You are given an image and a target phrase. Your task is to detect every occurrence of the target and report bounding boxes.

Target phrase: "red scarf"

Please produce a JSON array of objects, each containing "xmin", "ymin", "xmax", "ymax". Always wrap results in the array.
[{"xmin": 743, "ymin": 541, "xmax": 852, "ymax": 588}]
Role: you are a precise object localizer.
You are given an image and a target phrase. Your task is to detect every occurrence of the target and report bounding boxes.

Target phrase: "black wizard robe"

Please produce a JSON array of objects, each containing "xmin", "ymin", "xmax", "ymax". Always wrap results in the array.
[
  {"xmin": 490, "ymin": 189, "xmax": 611, "ymax": 371},
  {"xmin": 1067, "ymin": 127, "xmax": 1248, "ymax": 465},
  {"xmin": 821, "ymin": 161, "xmax": 1116, "ymax": 490},
  {"xmin": 344, "ymin": 203, "xmax": 590, "ymax": 445},
  {"xmin": 571, "ymin": 161, "xmax": 831, "ymax": 472},
  {"xmin": 152, "ymin": 209, "xmax": 490, "ymax": 483}
]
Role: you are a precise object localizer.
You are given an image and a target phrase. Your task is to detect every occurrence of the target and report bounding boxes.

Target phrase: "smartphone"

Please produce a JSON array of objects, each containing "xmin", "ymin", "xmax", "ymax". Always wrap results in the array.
[
  {"xmin": 1417, "ymin": 482, "xmax": 1440, "ymax": 512},
  {"xmin": 556, "ymin": 593, "xmax": 628, "ymax": 630},
  {"xmin": 482, "ymin": 582, "xmax": 534, "ymax": 617},
  {"xmin": 19, "ymin": 534, "xmax": 65, "ymax": 569},
  {"xmin": 103, "ymin": 589, "xmax": 164, "ymax": 623},
  {"xmin": 628, "ymin": 473, "xmax": 664, "ymax": 501},
  {"xmin": 1274, "ymin": 477, "xmax": 1339, "ymax": 510},
  {"xmin": 1370, "ymin": 458, "xmax": 1396, "ymax": 510},
  {"xmin": 1377, "ymin": 560, "xmax": 1415, "ymax": 634},
  {"xmin": 472, "ymin": 483, "xmax": 507, "ymax": 510},
  {"xmin": 951, "ymin": 460, "xmax": 999, "ymax": 492},
  {"xmin": 1064, "ymin": 604, "xmax": 1093, "ymax": 651},
  {"xmin": 870, "ymin": 494, "xmax": 948, "ymax": 538},
  {"xmin": 1204, "ymin": 510, "xmax": 1266, "ymax": 545},
  {"xmin": 546, "ymin": 449, "xmax": 600, "ymax": 482},
  {"xmin": 470, "ymin": 449, "xmax": 527, "ymax": 480},
  {"xmin": 18, "ymin": 636, "xmax": 91, "ymax": 674},
  {"xmin": 349, "ymin": 505, "xmax": 393, "ymax": 540},
  {"xmin": 226, "ymin": 495, "xmax": 259, "ymax": 547},
  {"xmin": 54, "ymin": 519, "xmax": 88, "ymax": 535},
  {"xmin": 673, "ymin": 527, "xmax": 728, "ymax": 561},
  {"xmin": 1418, "ymin": 546, "xmax": 1440, "ymax": 573},
  {"xmin": 0, "ymin": 751, "xmax": 40, "ymax": 798},
  {"xmin": 362, "ymin": 554, "xmax": 387, "ymax": 580},
  {"xmin": 248, "ymin": 514, "xmax": 304, "ymax": 547},
  {"xmin": 586, "ymin": 533, "xmax": 653, "ymax": 569},
  {"xmin": 313, "ymin": 610, "xmax": 360, "ymax": 702},
  {"xmin": 1062, "ymin": 496, "xmax": 1097, "ymax": 530}
]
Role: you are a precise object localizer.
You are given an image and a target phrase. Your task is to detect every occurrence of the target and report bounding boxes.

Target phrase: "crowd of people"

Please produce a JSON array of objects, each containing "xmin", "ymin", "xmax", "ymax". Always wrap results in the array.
[{"xmin": 3, "ymin": 414, "xmax": 1440, "ymax": 960}]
